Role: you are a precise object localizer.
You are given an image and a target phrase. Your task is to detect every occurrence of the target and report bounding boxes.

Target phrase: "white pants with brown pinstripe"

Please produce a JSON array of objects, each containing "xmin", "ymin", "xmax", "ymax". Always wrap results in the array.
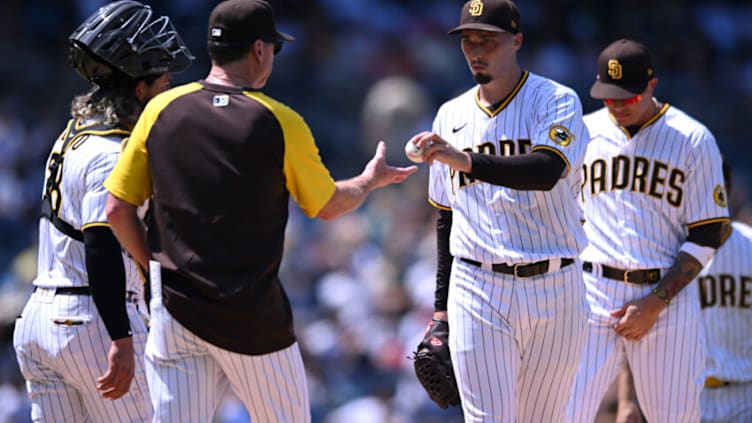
[
  {"xmin": 566, "ymin": 268, "xmax": 704, "ymax": 423},
  {"xmin": 145, "ymin": 261, "xmax": 310, "ymax": 423},
  {"xmin": 13, "ymin": 288, "xmax": 151, "ymax": 423},
  {"xmin": 448, "ymin": 258, "xmax": 588, "ymax": 423}
]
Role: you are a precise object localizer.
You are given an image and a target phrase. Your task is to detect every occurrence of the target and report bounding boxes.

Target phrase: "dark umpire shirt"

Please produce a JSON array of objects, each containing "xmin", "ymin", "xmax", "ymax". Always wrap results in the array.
[{"xmin": 105, "ymin": 81, "xmax": 336, "ymax": 355}]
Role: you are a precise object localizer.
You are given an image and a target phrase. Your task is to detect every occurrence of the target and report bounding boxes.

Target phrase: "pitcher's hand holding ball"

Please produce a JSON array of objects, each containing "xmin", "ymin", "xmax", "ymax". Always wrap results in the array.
[{"xmin": 405, "ymin": 131, "xmax": 472, "ymax": 172}]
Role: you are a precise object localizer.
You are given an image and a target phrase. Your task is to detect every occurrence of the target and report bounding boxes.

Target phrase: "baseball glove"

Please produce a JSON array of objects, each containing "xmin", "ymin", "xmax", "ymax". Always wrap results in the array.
[{"xmin": 410, "ymin": 319, "xmax": 461, "ymax": 409}]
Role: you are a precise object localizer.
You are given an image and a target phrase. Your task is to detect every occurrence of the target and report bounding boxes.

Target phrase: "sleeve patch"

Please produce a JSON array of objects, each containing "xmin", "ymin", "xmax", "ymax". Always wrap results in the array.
[
  {"xmin": 713, "ymin": 184, "xmax": 728, "ymax": 208},
  {"xmin": 548, "ymin": 125, "xmax": 573, "ymax": 147}
]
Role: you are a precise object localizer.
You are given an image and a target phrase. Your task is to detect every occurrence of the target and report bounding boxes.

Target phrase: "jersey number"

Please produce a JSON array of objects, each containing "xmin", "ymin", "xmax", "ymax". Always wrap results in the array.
[
  {"xmin": 44, "ymin": 152, "xmax": 64, "ymax": 214},
  {"xmin": 39, "ymin": 129, "xmax": 92, "ymax": 242}
]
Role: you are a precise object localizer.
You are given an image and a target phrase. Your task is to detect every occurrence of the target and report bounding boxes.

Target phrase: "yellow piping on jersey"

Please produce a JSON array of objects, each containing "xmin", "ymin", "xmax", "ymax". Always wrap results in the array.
[
  {"xmin": 687, "ymin": 217, "xmax": 730, "ymax": 229},
  {"xmin": 612, "ymin": 102, "xmax": 670, "ymax": 139},
  {"xmin": 476, "ymin": 70, "xmax": 529, "ymax": 117},
  {"xmin": 80, "ymin": 222, "xmax": 111, "ymax": 230},
  {"xmin": 429, "ymin": 198, "xmax": 451, "ymax": 211},
  {"xmin": 531, "ymin": 145, "xmax": 571, "ymax": 169},
  {"xmin": 720, "ymin": 225, "xmax": 733, "ymax": 244},
  {"xmin": 61, "ymin": 119, "xmax": 130, "ymax": 154},
  {"xmin": 72, "ymin": 119, "xmax": 129, "ymax": 137},
  {"xmin": 45, "ymin": 120, "xmax": 129, "ymax": 236}
]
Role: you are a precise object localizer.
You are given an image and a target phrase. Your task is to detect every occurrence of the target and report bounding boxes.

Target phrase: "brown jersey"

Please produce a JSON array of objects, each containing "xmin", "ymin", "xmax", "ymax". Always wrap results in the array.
[{"xmin": 105, "ymin": 81, "xmax": 335, "ymax": 354}]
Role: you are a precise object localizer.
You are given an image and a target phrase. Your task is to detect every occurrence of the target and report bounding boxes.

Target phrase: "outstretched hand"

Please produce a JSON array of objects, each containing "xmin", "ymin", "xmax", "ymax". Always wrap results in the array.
[
  {"xmin": 96, "ymin": 337, "xmax": 135, "ymax": 400},
  {"xmin": 365, "ymin": 141, "xmax": 418, "ymax": 189},
  {"xmin": 317, "ymin": 141, "xmax": 417, "ymax": 221}
]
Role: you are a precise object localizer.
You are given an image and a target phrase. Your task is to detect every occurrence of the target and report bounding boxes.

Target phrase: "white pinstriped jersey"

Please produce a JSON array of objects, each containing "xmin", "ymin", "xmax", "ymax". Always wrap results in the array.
[
  {"xmin": 35, "ymin": 121, "xmax": 143, "ymax": 294},
  {"xmin": 580, "ymin": 104, "xmax": 729, "ymax": 268},
  {"xmin": 428, "ymin": 70, "xmax": 589, "ymax": 263},
  {"xmin": 14, "ymin": 119, "xmax": 152, "ymax": 423},
  {"xmin": 697, "ymin": 221, "xmax": 752, "ymax": 382}
]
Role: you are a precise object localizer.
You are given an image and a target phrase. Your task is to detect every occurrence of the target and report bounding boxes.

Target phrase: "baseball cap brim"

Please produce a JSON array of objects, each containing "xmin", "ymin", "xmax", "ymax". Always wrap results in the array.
[
  {"xmin": 448, "ymin": 23, "xmax": 508, "ymax": 34},
  {"xmin": 276, "ymin": 31, "xmax": 294, "ymax": 42},
  {"xmin": 590, "ymin": 79, "xmax": 646, "ymax": 100}
]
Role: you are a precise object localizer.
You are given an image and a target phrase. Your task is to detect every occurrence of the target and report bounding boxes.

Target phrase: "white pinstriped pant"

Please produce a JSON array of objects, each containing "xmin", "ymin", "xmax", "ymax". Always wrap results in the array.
[
  {"xmin": 566, "ymin": 268, "xmax": 704, "ymax": 423},
  {"xmin": 447, "ymin": 258, "xmax": 588, "ymax": 423},
  {"xmin": 13, "ymin": 288, "xmax": 151, "ymax": 423},
  {"xmin": 146, "ymin": 262, "xmax": 310, "ymax": 423}
]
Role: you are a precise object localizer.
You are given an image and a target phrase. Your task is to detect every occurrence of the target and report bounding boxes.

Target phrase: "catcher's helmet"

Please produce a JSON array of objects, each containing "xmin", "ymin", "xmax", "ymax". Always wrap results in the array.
[{"xmin": 69, "ymin": 0, "xmax": 193, "ymax": 86}]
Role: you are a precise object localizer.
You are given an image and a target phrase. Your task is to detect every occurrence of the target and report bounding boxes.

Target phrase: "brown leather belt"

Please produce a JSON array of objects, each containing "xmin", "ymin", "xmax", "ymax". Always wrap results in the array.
[
  {"xmin": 460, "ymin": 257, "xmax": 574, "ymax": 278},
  {"xmin": 583, "ymin": 262, "xmax": 661, "ymax": 284}
]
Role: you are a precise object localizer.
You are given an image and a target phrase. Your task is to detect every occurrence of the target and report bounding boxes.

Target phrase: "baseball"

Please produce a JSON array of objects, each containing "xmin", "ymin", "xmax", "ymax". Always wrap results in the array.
[{"xmin": 405, "ymin": 140, "xmax": 425, "ymax": 163}]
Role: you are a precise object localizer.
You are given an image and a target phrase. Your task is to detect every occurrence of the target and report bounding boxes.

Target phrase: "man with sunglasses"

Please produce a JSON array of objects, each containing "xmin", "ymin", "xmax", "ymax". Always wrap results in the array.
[
  {"xmin": 614, "ymin": 160, "xmax": 752, "ymax": 423},
  {"xmin": 566, "ymin": 38, "xmax": 729, "ymax": 422},
  {"xmin": 103, "ymin": 0, "xmax": 416, "ymax": 421}
]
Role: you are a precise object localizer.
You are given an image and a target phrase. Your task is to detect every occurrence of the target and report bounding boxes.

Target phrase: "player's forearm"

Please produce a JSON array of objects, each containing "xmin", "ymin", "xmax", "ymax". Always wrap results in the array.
[
  {"xmin": 434, "ymin": 209, "xmax": 452, "ymax": 312},
  {"xmin": 106, "ymin": 194, "xmax": 150, "ymax": 268},
  {"xmin": 83, "ymin": 226, "xmax": 131, "ymax": 340},
  {"xmin": 654, "ymin": 251, "xmax": 704, "ymax": 301},
  {"xmin": 467, "ymin": 150, "xmax": 565, "ymax": 190},
  {"xmin": 317, "ymin": 175, "xmax": 372, "ymax": 221}
]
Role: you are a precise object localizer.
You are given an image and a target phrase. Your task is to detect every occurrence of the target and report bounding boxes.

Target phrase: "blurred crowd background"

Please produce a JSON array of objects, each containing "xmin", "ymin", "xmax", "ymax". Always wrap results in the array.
[{"xmin": 1, "ymin": 1, "xmax": 751, "ymax": 422}]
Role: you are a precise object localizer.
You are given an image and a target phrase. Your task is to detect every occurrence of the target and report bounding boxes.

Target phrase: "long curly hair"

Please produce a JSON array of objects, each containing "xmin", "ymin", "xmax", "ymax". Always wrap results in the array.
[
  {"xmin": 70, "ymin": 80, "xmax": 142, "ymax": 130},
  {"xmin": 70, "ymin": 70, "xmax": 162, "ymax": 129}
]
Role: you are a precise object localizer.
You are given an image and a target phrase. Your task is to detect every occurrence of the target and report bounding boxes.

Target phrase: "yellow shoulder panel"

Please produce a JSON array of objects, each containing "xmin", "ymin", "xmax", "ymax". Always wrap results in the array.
[{"xmin": 245, "ymin": 92, "xmax": 336, "ymax": 218}]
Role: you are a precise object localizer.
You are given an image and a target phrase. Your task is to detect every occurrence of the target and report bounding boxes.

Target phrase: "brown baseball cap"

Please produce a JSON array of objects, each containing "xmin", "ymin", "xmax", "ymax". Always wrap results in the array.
[
  {"xmin": 590, "ymin": 39, "xmax": 655, "ymax": 100},
  {"xmin": 208, "ymin": 0, "xmax": 294, "ymax": 46},
  {"xmin": 449, "ymin": 0, "xmax": 521, "ymax": 35}
]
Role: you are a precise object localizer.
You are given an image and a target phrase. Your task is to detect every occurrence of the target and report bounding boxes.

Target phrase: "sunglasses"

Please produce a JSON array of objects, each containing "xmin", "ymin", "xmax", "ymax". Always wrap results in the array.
[
  {"xmin": 267, "ymin": 40, "xmax": 283, "ymax": 55},
  {"xmin": 603, "ymin": 94, "xmax": 642, "ymax": 106}
]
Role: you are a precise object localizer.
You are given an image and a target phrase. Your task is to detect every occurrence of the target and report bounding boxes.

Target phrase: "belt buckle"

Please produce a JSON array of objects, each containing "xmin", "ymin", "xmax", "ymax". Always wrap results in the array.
[
  {"xmin": 513, "ymin": 263, "xmax": 528, "ymax": 278},
  {"xmin": 623, "ymin": 270, "xmax": 632, "ymax": 283}
]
